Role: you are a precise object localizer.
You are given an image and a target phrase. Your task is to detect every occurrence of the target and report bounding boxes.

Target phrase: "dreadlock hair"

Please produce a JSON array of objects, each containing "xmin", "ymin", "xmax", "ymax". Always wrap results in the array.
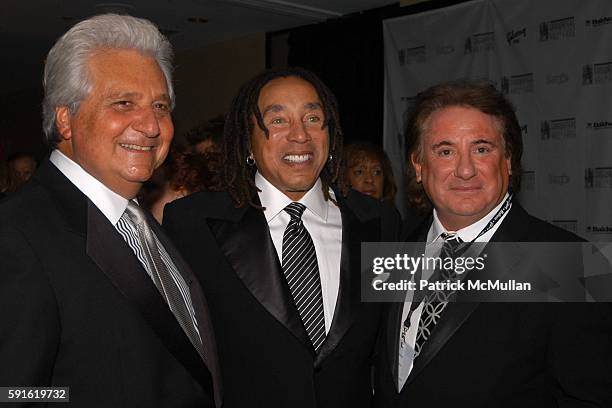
[{"xmin": 221, "ymin": 67, "xmax": 343, "ymax": 208}]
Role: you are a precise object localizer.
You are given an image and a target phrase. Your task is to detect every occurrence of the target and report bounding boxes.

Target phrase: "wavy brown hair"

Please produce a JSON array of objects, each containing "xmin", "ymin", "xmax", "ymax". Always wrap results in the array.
[{"xmin": 405, "ymin": 80, "xmax": 523, "ymax": 214}]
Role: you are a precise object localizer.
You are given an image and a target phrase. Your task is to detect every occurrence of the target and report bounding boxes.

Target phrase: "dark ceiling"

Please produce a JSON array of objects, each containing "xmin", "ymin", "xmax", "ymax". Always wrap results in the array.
[{"xmin": 1, "ymin": 0, "xmax": 400, "ymax": 94}]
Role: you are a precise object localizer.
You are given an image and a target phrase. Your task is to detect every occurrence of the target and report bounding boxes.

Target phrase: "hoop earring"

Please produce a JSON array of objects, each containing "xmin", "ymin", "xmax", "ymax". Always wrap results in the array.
[{"xmin": 246, "ymin": 155, "xmax": 255, "ymax": 166}]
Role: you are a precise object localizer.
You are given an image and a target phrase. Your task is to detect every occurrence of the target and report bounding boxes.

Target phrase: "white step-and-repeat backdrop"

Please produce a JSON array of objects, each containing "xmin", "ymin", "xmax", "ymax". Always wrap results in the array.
[{"xmin": 384, "ymin": 0, "xmax": 612, "ymax": 240}]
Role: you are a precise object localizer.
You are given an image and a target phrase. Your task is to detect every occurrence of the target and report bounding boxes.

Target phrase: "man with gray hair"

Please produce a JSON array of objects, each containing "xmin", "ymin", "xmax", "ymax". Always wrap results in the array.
[{"xmin": 0, "ymin": 14, "xmax": 221, "ymax": 407}]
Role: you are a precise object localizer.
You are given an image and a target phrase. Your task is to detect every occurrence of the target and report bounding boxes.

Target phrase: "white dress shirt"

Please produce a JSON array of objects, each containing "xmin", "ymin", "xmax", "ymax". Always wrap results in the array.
[
  {"xmin": 50, "ymin": 149, "xmax": 202, "ymax": 341},
  {"xmin": 50, "ymin": 149, "xmax": 128, "ymax": 223},
  {"xmin": 255, "ymin": 172, "xmax": 342, "ymax": 334},
  {"xmin": 398, "ymin": 193, "xmax": 511, "ymax": 387}
]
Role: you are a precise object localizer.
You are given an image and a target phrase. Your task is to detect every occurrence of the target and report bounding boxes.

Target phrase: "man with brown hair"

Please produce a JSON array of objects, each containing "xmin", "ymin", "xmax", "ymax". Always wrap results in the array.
[{"xmin": 375, "ymin": 80, "xmax": 612, "ymax": 407}]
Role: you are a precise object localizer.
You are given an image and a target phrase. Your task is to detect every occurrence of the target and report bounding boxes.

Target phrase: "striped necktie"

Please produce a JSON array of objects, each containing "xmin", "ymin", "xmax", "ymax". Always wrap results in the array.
[
  {"xmin": 397, "ymin": 232, "xmax": 464, "ymax": 388},
  {"xmin": 413, "ymin": 232, "xmax": 464, "ymax": 357},
  {"xmin": 122, "ymin": 201, "xmax": 205, "ymax": 359},
  {"xmin": 281, "ymin": 202, "xmax": 326, "ymax": 352}
]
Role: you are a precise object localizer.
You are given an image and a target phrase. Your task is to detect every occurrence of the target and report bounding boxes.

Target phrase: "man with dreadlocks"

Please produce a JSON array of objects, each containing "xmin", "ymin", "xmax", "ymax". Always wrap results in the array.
[{"xmin": 164, "ymin": 67, "xmax": 400, "ymax": 407}]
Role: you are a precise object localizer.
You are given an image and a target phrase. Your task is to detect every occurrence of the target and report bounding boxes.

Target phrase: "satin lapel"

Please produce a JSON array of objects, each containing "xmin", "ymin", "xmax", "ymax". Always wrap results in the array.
[
  {"xmin": 85, "ymin": 202, "xmax": 212, "ymax": 392},
  {"xmin": 407, "ymin": 255, "xmax": 521, "ymax": 384},
  {"xmin": 402, "ymin": 215, "xmax": 479, "ymax": 388},
  {"xmin": 404, "ymin": 302, "xmax": 479, "ymax": 387},
  {"xmin": 209, "ymin": 205, "xmax": 311, "ymax": 351},
  {"xmin": 34, "ymin": 160, "xmax": 88, "ymax": 236},
  {"xmin": 315, "ymin": 198, "xmax": 380, "ymax": 366},
  {"xmin": 149, "ymin": 216, "xmax": 223, "ymax": 407}
]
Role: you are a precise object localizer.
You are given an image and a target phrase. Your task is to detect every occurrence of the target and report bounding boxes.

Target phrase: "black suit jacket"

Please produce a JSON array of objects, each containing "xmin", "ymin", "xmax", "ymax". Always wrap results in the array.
[
  {"xmin": 374, "ymin": 203, "xmax": 612, "ymax": 407},
  {"xmin": 0, "ymin": 161, "xmax": 222, "ymax": 407},
  {"xmin": 164, "ymin": 189, "xmax": 400, "ymax": 408}
]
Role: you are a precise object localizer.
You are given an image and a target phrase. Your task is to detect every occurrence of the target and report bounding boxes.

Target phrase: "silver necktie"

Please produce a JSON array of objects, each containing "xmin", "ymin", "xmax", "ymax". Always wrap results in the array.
[{"xmin": 123, "ymin": 201, "xmax": 205, "ymax": 358}]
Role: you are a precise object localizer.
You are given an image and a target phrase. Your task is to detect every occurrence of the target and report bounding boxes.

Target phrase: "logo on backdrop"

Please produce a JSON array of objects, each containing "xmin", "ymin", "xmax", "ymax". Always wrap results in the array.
[
  {"xmin": 585, "ymin": 167, "xmax": 612, "ymax": 188},
  {"xmin": 582, "ymin": 62, "xmax": 612, "ymax": 85},
  {"xmin": 464, "ymin": 32, "xmax": 495, "ymax": 54},
  {"xmin": 548, "ymin": 173, "xmax": 571, "ymax": 186},
  {"xmin": 585, "ymin": 17, "xmax": 612, "ymax": 27},
  {"xmin": 551, "ymin": 220, "xmax": 578, "ymax": 234},
  {"xmin": 501, "ymin": 73, "xmax": 534, "ymax": 94},
  {"xmin": 506, "ymin": 28, "xmax": 527, "ymax": 45},
  {"xmin": 400, "ymin": 95, "xmax": 417, "ymax": 112},
  {"xmin": 398, "ymin": 46, "xmax": 426, "ymax": 66},
  {"xmin": 586, "ymin": 121, "xmax": 612, "ymax": 131},
  {"xmin": 522, "ymin": 170, "xmax": 536, "ymax": 192},
  {"xmin": 587, "ymin": 225, "xmax": 612, "ymax": 235},
  {"xmin": 540, "ymin": 118, "xmax": 576, "ymax": 140},
  {"xmin": 539, "ymin": 17, "xmax": 575, "ymax": 41},
  {"xmin": 546, "ymin": 72, "xmax": 569, "ymax": 85}
]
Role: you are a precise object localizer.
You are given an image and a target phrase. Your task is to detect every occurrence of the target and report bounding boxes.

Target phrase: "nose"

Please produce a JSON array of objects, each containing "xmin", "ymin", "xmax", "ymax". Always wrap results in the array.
[
  {"xmin": 364, "ymin": 172, "xmax": 374, "ymax": 184},
  {"xmin": 287, "ymin": 120, "xmax": 311, "ymax": 143},
  {"xmin": 454, "ymin": 151, "xmax": 476, "ymax": 180},
  {"xmin": 133, "ymin": 107, "xmax": 161, "ymax": 138}
]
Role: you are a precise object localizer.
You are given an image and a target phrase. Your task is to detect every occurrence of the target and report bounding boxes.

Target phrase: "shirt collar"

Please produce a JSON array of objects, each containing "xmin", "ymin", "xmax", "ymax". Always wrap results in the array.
[
  {"xmin": 430, "ymin": 192, "xmax": 510, "ymax": 243},
  {"xmin": 255, "ymin": 171, "xmax": 329, "ymax": 223},
  {"xmin": 50, "ymin": 149, "xmax": 129, "ymax": 225}
]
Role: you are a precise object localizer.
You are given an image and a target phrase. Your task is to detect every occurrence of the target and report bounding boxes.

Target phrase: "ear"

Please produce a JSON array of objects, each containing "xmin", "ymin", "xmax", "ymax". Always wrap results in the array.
[
  {"xmin": 55, "ymin": 106, "xmax": 73, "ymax": 141},
  {"xmin": 411, "ymin": 152, "xmax": 423, "ymax": 183}
]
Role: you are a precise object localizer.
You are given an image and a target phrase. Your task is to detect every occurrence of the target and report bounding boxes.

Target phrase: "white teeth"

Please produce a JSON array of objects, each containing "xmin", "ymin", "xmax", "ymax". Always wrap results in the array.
[
  {"xmin": 120, "ymin": 143, "xmax": 153, "ymax": 151},
  {"xmin": 284, "ymin": 154, "xmax": 312, "ymax": 163}
]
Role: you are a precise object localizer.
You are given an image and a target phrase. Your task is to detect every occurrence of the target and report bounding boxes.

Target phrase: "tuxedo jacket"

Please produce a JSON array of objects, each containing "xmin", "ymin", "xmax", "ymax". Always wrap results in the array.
[
  {"xmin": 374, "ymin": 203, "xmax": 612, "ymax": 407},
  {"xmin": 163, "ymin": 189, "xmax": 400, "ymax": 408},
  {"xmin": 0, "ymin": 161, "xmax": 222, "ymax": 407}
]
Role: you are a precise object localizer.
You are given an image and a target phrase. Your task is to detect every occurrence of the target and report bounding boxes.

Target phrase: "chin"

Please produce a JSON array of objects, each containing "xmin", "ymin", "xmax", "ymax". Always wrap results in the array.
[
  {"xmin": 285, "ymin": 176, "xmax": 317, "ymax": 188},
  {"xmin": 122, "ymin": 170, "xmax": 155, "ymax": 183}
]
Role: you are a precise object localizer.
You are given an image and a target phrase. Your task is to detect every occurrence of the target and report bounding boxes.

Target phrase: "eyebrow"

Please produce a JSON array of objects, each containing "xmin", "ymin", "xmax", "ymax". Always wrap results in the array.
[
  {"xmin": 107, "ymin": 91, "xmax": 171, "ymax": 102},
  {"xmin": 431, "ymin": 140, "xmax": 453, "ymax": 150},
  {"xmin": 471, "ymin": 139, "xmax": 497, "ymax": 147},
  {"xmin": 304, "ymin": 102, "xmax": 323, "ymax": 111},
  {"xmin": 431, "ymin": 138, "xmax": 497, "ymax": 149},
  {"xmin": 261, "ymin": 102, "xmax": 323, "ymax": 116},
  {"xmin": 262, "ymin": 104, "xmax": 284, "ymax": 116}
]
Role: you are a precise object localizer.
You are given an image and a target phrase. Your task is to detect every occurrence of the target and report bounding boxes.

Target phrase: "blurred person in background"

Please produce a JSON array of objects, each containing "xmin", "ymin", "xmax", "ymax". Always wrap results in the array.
[
  {"xmin": 340, "ymin": 141, "xmax": 396, "ymax": 203},
  {"xmin": 7, "ymin": 152, "xmax": 37, "ymax": 192},
  {"xmin": 0, "ymin": 158, "xmax": 9, "ymax": 199},
  {"xmin": 185, "ymin": 115, "xmax": 225, "ymax": 154},
  {"xmin": 141, "ymin": 148, "xmax": 222, "ymax": 223}
]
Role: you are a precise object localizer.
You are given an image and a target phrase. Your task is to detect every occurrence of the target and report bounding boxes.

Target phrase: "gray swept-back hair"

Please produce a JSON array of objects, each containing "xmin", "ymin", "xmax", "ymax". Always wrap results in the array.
[{"xmin": 42, "ymin": 13, "xmax": 174, "ymax": 148}]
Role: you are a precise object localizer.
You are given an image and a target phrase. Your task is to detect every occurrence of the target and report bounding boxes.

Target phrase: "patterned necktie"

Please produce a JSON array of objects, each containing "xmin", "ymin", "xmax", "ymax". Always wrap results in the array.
[
  {"xmin": 281, "ymin": 202, "xmax": 326, "ymax": 352},
  {"xmin": 122, "ymin": 201, "xmax": 205, "ymax": 358},
  {"xmin": 413, "ymin": 232, "xmax": 464, "ymax": 358}
]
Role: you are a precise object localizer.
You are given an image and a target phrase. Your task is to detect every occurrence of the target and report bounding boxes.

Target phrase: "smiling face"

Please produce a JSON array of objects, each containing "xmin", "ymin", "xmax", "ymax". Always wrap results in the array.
[
  {"xmin": 412, "ymin": 105, "xmax": 512, "ymax": 231},
  {"xmin": 55, "ymin": 48, "xmax": 173, "ymax": 199},
  {"xmin": 348, "ymin": 156, "xmax": 384, "ymax": 199},
  {"xmin": 250, "ymin": 76, "xmax": 329, "ymax": 201}
]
